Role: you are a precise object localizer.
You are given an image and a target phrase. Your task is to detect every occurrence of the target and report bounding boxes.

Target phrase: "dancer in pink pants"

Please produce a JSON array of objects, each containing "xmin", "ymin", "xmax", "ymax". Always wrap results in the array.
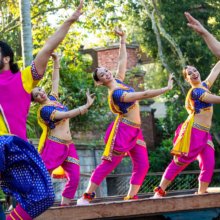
[
  {"xmin": 31, "ymin": 53, "xmax": 95, "ymax": 206},
  {"xmin": 153, "ymin": 61, "xmax": 220, "ymax": 198},
  {"xmin": 77, "ymin": 27, "xmax": 173, "ymax": 205}
]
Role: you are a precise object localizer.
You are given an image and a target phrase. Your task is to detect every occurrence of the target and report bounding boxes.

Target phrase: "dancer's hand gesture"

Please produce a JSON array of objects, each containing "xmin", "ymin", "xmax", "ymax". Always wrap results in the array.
[
  {"xmin": 66, "ymin": 0, "xmax": 84, "ymax": 23},
  {"xmin": 51, "ymin": 52, "xmax": 60, "ymax": 62},
  {"xmin": 114, "ymin": 27, "xmax": 126, "ymax": 37},
  {"xmin": 86, "ymin": 89, "xmax": 95, "ymax": 108},
  {"xmin": 184, "ymin": 12, "xmax": 207, "ymax": 35},
  {"xmin": 167, "ymin": 73, "xmax": 174, "ymax": 90}
]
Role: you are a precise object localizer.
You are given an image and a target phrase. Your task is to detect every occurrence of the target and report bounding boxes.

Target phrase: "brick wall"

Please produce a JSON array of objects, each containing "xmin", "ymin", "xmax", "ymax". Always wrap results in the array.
[{"xmin": 97, "ymin": 47, "xmax": 138, "ymax": 71}]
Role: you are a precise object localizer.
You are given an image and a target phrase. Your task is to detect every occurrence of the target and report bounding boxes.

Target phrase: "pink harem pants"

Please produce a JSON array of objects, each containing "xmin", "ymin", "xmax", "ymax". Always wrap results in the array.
[
  {"xmin": 41, "ymin": 137, "xmax": 80, "ymax": 199},
  {"xmin": 91, "ymin": 120, "xmax": 149, "ymax": 186},
  {"xmin": 164, "ymin": 125, "xmax": 215, "ymax": 183}
]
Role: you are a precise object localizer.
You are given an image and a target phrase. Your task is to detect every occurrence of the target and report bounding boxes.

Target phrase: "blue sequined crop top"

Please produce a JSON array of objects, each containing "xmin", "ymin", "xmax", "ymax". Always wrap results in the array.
[
  {"xmin": 191, "ymin": 81, "xmax": 213, "ymax": 114},
  {"xmin": 40, "ymin": 94, "xmax": 68, "ymax": 129},
  {"xmin": 110, "ymin": 79, "xmax": 137, "ymax": 114}
]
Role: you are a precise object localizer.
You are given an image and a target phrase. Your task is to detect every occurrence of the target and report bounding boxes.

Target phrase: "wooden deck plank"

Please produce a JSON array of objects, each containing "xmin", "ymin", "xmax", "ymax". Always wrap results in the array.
[{"xmin": 36, "ymin": 188, "xmax": 220, "ymax": 220}]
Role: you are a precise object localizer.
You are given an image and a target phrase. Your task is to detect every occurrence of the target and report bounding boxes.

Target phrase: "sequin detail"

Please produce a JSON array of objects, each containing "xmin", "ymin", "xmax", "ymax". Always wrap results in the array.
[
  {"xmin": 31, "ymin": 61, "xmax": 43, "ymax": 80},
  {"xmin": 65, "ymin": 156, "xmax": 80, "ymax": 165},
  {"xmin": 121, "ymin": 117, "xmax": 141, "ymax": 128},
  {"xmin": 193, "ymin": 123, "xmax": 210, "ymax": 132}
]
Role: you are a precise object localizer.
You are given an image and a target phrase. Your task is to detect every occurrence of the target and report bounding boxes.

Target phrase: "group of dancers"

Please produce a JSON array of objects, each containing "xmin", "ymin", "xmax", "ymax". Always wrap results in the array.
[{"xmin": 1, "ymin": 0, "xmax": 220, "ymax": 218}]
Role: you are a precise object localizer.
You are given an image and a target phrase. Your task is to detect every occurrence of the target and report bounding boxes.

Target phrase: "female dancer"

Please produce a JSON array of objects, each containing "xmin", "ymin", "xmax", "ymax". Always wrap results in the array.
[
  {"xmin": 31, "ymin": 52, "xmax": 95, "ymax": 206},
  {"xmin": 0, "ymin": 1, "xmax": 84, "ymax": 219},
  {"xmin": 153, "ymin": 61, "xmax": 220, "ymax": 198},
  {"xmin": 77, "ymin": 28, "xmax": 173, "ymax": 205}
]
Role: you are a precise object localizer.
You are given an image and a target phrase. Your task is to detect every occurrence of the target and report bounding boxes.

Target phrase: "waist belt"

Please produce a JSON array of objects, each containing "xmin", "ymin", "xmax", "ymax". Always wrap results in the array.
[
  {"xmin": 121, "ymin": 118, "xmax": 141, "ymax": 128},
  {"xmin": 48, "ymin": 135, "xmax": 73, "ymax": 144},
  {"xmin": 193, "ymin": 123, "xmax": 210, "ymax": 132}
]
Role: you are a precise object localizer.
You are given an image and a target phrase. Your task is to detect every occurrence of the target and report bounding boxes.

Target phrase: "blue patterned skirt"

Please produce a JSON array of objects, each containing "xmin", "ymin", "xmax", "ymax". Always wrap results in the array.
[{"xmin": 0, "ymin": 135, "xmax": 54, "ymax": 218}]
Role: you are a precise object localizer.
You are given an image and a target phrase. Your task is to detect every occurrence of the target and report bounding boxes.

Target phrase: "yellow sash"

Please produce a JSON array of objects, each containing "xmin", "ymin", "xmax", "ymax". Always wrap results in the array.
[
  {"xmin": 102, "ymin": 90, "xmax": 122, "ymax": 161},
  {"xmin": 37, "ymin": 107, "xmax": 48, "ymax": 153},
  {"xmin": 171, "ymin": 85, "xmax": 209, "ymax": 156},
  {"xmin": 102, "ymin": 115, "xmax": 120, "ymax": 161},
  {"xmin": 37, "ymin": 105, "xmax": 66, "ymax": 178},
  {"xmin": 171, "ymin": 88, "xmax": 194, "ymax": 156}
]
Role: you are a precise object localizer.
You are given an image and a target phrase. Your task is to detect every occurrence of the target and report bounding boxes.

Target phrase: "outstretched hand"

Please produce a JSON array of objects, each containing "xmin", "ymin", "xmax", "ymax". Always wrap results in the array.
[
  {"xmin": 66, "ymin": 0, "xmax": 83, "ymax": 23},
  {"xmin": 86, "ymin": 89, "xmax": 95, "ymax": 108},
  {"xmin": 167, "ymin": 73, "xmax": 174, "ymax": 90},
  {"xmin": 51, "ymin": 52, "xmax": 60, "ymax": 62},
  {"xmin": 114, "ymin": 27, "xmax": 126, "ymax": 37},
  {"xmin": 184, "ymin": 12, "xmax": 207, "ymax": 35}
]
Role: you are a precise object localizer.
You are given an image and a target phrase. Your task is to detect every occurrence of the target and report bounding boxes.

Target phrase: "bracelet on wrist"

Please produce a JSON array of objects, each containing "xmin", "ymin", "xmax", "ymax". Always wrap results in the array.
[
  {"xmin": 54, "ymin": 66, "xmax": 60, "ymax": 69},
  {"xmin": 79, "ymin": 106, "xmax": 88, "ymax": 115}
]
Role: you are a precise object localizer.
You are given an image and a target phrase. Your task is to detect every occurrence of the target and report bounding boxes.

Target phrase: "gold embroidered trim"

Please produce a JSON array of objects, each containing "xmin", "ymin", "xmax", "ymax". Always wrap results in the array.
[
  {"xmin": 50, "ymin": 110, "xmax": 57, "ymax": 121},
  {"xmin": 204, "ymin": 80, "xmax": 211, "ymax": 89},
  {"xmin": 50, "ymin": 92, "xmax": 59, "ymax": 100},
  {"xmin": 136, "ymin": 139, "xmax": 146, "ymax": 147},
  {"xmin": 121, "ymin": 117, "xmax": 141, "ymax": 128},
  {"xmin": 199, "ymin": 92, "xmax": 208, "ymax": 102},
  {"xmin": 112, "ymin": 150, "xmax": 126, "ymax": 156},
  {"xmin": 192, "ymin": 123, "xmax": 210, "ymax": 132},
  {"xmin": 207, "ymin": 140, "xmax": 214, "ymax": 149},
  {"xmin": 65, "ymin": 156, "xmax": 80, "ymax": 165},
  {"xmin": 48, "ymin": 135, "xmax": 73, "ymax": 144},
  {"xmin": 173, "ymin": 156, "xmax": 186, "ymax": 166},
  {"xmin": 121, "ymin": 92, "xmax": 128, "ymax": 102}
]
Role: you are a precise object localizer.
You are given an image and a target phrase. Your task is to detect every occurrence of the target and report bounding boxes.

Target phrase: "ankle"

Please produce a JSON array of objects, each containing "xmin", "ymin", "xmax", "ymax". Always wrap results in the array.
[
  {"xmin": 124, "ymin": 195, "xmax": 138, "ymax": 200},
  {"xmin": 83, "ymin": 192, "xmax": 96, "ymax": 201},
  {"xmin": 196, "ymin": 190, "xmax": 208, "ymax": 195},
  {"xmin": 154, "ymin": 186, "xmax": 166, "ymax": 197}
]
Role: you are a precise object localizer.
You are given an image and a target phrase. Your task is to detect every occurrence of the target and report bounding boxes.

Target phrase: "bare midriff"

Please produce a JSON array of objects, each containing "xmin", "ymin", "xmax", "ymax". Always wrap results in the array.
[
  {"xmin": 194, "ymin": 107, "xmax": 213, "ymax": 128},
  {"xmin": 121, "ymin": 103, "xmax": 141, "ymax": 124},
  {"xmin": 49, "ymin": 119, "xmax": 72, "ymax": 140}
]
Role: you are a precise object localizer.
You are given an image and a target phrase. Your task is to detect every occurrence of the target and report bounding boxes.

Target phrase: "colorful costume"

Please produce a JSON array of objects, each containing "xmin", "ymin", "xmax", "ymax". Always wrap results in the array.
[
  {"xmin": 0, "ymin": 62, "xmax": 54, "ymax": 219},
  {"xmin": 163, "ymin": 81, "xmax": 215, "ymax": 183},
  {"xmin": 90, "ymin": 79, "xmax": 149, "ymax": 186},
  {"xmin": 37, "ymin": 94, "xmax": 80, "ymax": 200}
]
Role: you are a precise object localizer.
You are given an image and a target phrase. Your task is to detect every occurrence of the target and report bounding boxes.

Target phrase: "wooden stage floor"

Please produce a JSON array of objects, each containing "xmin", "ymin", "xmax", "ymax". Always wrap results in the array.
[{"xmin": 34, "ymin": 187, "xmax": 220, "ymax": 220}]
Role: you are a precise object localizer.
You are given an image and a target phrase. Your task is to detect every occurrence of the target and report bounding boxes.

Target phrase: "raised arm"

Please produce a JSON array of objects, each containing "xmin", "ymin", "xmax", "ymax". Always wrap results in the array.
[
  {"xmin": 52, "ymin": 90, "xmax": 95, "ymax": 120},
  {"xmin": 184, "ymin": 12, "xmax": 220, "ymax": 58},
  {"xmin": 115, "ymin": 28, "xmax": 127, "ymax": 81},
  {"xmin": 205, "ymin": 60, "xmax": 220, "ymax": 88},
  {"xmin": 122, "ymin": 74, "xmax": 173, "ymax": 102},
  {"xmin": 34, "ymin": 0, "xmax": 83, "ymax": 76},
  {"xmin": 51, "ymin": 53, "xmax": 60, "ymax": 94}
]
